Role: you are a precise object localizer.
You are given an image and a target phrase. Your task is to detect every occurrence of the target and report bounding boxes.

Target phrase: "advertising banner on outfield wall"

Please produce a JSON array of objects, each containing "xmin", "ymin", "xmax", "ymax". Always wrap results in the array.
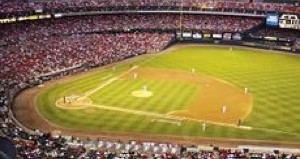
[
  {"xmin": 232, "ymin": 33, "xmax": 242, "ymax": 41},
  {"xmin": 0, "ymin": 18, "xmax": 16, "ymax": 23},
  {"xmin": 223, "ymin": 33, "xmax": 232, "ymax": 40},
  {"xmin": 264, "ymin": 36, "xmax": 278, "ymax": 41},
  {"xmin": 192, "ymin": 33, "xmax": 202, "ymax": 39},
  {"xmin": 182, "ymin": 32, "xmax": 192, "ymax": 38},
  {"xmin": 203, "ymin": 34, "xmax": 211, "ymax": 38},
  {"xmin": 212, "ymin": 34, "xmax": 222, "ymax": 39},
  {"xmin": 176, "ymin": 32, "xmax": 181, "ymax": 39}
]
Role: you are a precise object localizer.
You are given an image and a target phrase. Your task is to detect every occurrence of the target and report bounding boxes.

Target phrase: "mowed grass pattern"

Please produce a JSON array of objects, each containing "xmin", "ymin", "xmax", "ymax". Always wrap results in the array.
[
  {"xmin": 37, "ymin": 45, "xmax": 300, "ymax": 141},
  {"xmin": 90, "ymin": 78, "xmax": 198, "ymax": 113}
]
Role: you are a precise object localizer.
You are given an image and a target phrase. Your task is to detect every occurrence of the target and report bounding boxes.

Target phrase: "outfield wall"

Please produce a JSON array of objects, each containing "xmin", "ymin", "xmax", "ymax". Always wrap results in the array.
[{"xmin": 176, "ymin": 34, "xmax": 300, "ymax": 54}]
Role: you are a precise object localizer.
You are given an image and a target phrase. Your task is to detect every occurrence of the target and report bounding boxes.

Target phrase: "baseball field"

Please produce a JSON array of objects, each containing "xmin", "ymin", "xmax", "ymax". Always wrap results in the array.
[{"xmin": 15, "ymin": 45, "xmax": 300, "ymax": 143}]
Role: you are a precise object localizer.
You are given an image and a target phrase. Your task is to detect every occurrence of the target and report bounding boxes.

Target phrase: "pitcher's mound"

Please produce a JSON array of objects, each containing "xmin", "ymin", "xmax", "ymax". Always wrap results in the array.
[{"xmin": 131, "ymin": 90, "xmax": 153, "ymax": 98}]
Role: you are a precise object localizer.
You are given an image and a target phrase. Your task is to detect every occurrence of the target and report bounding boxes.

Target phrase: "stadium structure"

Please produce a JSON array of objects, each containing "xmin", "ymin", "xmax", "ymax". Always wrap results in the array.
[{"xmin": 0, "ymin": 0, "xmax": 300, "ymax": 158}]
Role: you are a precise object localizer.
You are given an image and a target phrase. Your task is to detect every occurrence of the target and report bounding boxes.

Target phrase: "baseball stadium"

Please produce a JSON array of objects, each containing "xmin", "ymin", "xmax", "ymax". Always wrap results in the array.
[{"xmin": 0, "ymin": 0, "xmax": 300, "ymax": 158}]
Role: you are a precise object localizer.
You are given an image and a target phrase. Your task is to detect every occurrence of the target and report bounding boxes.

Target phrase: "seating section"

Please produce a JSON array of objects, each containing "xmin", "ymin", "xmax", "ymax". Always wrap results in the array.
[
  {"xmin": 0, "ymin": 33, "xmax": 173, "ymax": 84},
  {"xmin": 0, "ymin": 31, "xmax": 175, "ymax": 158},
  {"xmin": 0, "ymin": 12, "xmax": 298, "ymax": 158},
  {"xmin": 0, "ymin": 14, "xmax": 263, "ymax": 44},
  {"xmin": 182, "ymin": 14, "xmax": 262, "ymax": 33},
  {"xmin": 0, "ymin": 0, "xmax": 299, "ymax": 16}
]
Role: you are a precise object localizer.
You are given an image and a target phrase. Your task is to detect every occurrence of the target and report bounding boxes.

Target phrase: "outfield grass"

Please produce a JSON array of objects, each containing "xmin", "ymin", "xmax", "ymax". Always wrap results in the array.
[{"xmin": 37, "ymin": 45, "xmax": 300, "ymax": 141}]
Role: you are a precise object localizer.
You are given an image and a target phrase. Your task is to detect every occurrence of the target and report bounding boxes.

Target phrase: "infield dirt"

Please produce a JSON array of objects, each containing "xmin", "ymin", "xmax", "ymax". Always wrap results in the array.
[{"xmin": 130, "ymin": 68, "xmax": 252, "ymax": 124}]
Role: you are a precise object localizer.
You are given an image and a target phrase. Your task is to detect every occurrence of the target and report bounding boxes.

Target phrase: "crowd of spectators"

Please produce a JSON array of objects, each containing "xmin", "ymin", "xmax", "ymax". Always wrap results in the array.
[
  {"xmin": 182, "ymin": 14, "xmax": 262, "ymax": 33},
  {"xmin": 0, "ymin": 32, "xmax": 174, "ymax": 84},
  {"xmin": 0, "ymin": 0, "xmax": 299, "ymax": 16},
  {"xmin": 0, "ymin": 12, "xmax": 177, "ymax": 158},
  {"xmin": 0, "ymin": 14, "xmax": 263, "ymax": 44},
  {"xmin": 0, "ymin": 111, "xmax": 299, "ymax": 159},
  {"xmin": 0, "ymin": 31, "xmax": 174, "ymax": 157},
  {"xmin": 4, "ymin": 129, "xmax": 300, "ymax": 159},
  {"xmin": 0, "ymin": 11, "xmax": 298, "ymax": 158}
]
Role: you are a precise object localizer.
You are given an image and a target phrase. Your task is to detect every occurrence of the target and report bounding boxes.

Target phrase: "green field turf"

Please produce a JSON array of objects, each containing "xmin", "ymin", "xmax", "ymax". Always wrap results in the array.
[{"xmin": 37, "ymin": 45, "xmax": 300, "ymax": 141}]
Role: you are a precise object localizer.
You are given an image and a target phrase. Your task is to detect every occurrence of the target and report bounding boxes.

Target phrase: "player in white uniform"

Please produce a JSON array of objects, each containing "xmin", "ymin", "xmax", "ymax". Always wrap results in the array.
[
  {"xmin": 202, "ymin": 123, "xmax": 206, "ymax": 132},
  {"xmin": 133, "ymin": 73, "xmax": 138, "ymax": 79},
  {"xmin": 222, "ymin": 105, "xmax": 227, "ymax": 114}
]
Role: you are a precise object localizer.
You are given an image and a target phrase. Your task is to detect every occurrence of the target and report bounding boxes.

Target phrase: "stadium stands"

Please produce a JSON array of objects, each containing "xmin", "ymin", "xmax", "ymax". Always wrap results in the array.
[
  {"xmin": 182, "ymin": 14, "xmax": 262, "ymax": 33},
  {"xmin": 0, "ymin": 1, "xmax": 300, "ymax": 158},
  {"xmin": 0, "ymin": 0, "xmax": 299, "ymax": 16},
  {"xmin": 0, "ymin": 14, "xmax": 263, "ymax": 44},
  {"xmin": 0, "ymin": 32, "xmax": 175, "ymax": 158},
  {"xmin": 0, "ymin": 33, "xmax": 174, "ymax": 83}
]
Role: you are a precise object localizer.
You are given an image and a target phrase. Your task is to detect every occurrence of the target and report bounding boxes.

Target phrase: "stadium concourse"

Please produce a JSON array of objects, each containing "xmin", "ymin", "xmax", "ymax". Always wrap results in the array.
[{"xmin": 0, "ymin": 0, "xmax": 300, "ymax": 158}]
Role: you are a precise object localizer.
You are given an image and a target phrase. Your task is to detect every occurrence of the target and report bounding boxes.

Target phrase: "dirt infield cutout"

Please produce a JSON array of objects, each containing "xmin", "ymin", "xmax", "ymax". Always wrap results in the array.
[
  {"xmin": 55, "ymin": 68, "xmax": 252, "ymax": 126},
  {"xmin": 133, "ymin": 68, "xmax": 253, "ymax": 125},
  {"xmin": 56, "ymin": 95, "xmax": 92, "ymax": 110}
]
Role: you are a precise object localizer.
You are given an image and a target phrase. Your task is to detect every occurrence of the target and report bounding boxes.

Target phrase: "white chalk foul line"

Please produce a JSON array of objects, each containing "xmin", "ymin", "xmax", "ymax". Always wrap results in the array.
[
  {"xmin": 57, "ymin": 98, "xmax": 300, "ymax": 135},
  {"xmin": 86, "ymin": 103, "xmax": 183, "ymax": 121},
  {"xmin": 83, "ymin": 66, "xmax": 138, "ymax": 98},
  {"xmin": 83, "ymin": 77, "xmax": 118, "ymax": 97}
]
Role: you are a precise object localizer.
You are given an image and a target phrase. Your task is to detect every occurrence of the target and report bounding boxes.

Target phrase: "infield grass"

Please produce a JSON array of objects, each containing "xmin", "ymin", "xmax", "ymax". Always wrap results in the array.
[{"xmin": 37, "ymin": 45, "xmax": 300, "ymax": 141}]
